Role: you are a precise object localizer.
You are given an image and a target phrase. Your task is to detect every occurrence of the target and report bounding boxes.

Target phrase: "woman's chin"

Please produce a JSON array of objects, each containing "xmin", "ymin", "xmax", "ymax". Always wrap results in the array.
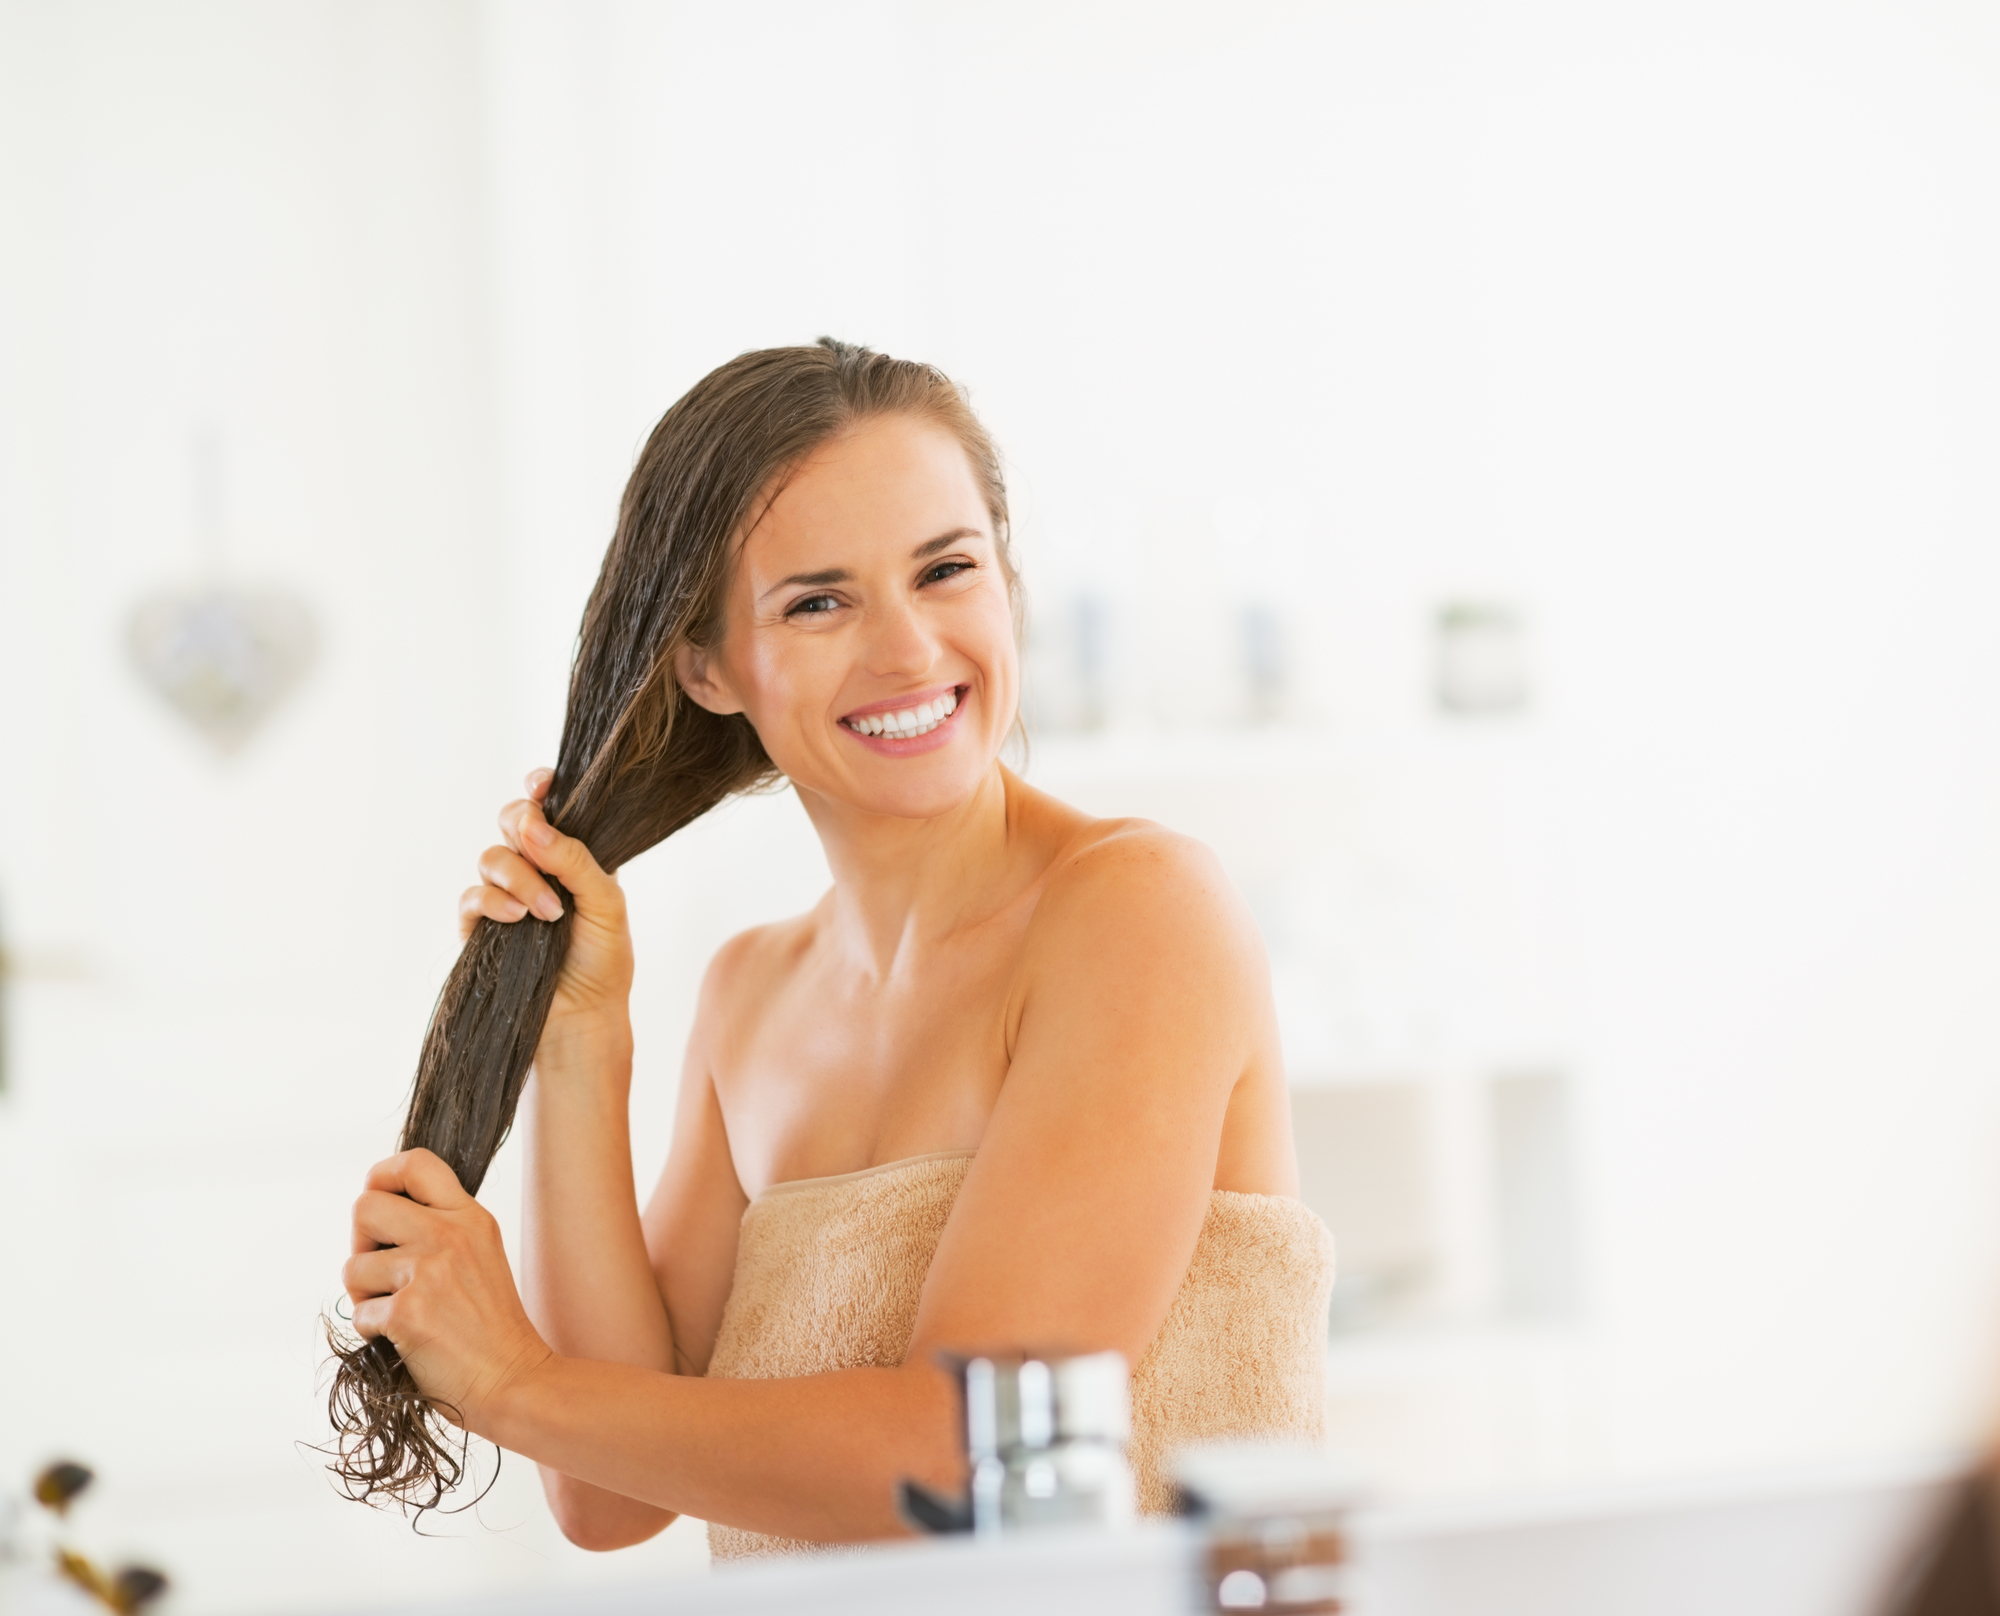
[
  {"xmin": 857, "ymin": 771, "xmax": 994, "ymax": 822},
  {"xmin": 796, "ymin": 753, "xmax": 999, "ymax": 823}
]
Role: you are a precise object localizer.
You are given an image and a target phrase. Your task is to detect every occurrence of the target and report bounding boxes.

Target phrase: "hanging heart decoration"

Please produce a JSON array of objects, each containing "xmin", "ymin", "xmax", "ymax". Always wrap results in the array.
[{"xmin": 126, "ymin": 584, "xmax": 318, "ymax": 753}]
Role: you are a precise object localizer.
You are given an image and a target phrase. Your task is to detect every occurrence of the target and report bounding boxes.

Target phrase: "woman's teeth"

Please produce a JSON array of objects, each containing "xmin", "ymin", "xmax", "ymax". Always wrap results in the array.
[{"xmin": 848, "ymin": 689, "xmax": 958, "ymax": 738}]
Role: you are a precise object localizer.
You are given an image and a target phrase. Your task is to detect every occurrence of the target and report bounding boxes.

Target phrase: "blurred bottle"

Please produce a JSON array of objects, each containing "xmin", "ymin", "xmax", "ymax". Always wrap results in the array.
[{"xmin": 1176, "ymin": 1442, "xmax": 1362, "ymax": 1614}]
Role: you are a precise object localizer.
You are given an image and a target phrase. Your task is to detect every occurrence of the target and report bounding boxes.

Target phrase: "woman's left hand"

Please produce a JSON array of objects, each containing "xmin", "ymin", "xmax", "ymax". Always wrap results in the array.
[{"xmin": 344, "ymin": 1149, "xmax": 553, "ymax": 1429}]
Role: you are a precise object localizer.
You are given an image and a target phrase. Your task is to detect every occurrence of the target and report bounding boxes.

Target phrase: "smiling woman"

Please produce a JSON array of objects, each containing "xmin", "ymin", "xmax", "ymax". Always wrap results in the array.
[{"xmin": 331, "ymin": 339, "xmax": 1334, "ymax": 1560}]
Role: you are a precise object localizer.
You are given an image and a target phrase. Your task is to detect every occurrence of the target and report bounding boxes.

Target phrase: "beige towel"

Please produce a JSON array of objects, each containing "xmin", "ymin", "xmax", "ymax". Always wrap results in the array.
[{"xmin": 704, "ymin": 1151, "xmax": 1335, "ymax": 1562}]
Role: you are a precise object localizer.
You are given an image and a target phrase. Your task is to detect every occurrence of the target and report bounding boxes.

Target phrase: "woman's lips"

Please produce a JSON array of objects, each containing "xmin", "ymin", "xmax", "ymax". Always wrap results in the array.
[{"xmin": 840, "ymin": 685, "xmax": 968, "ymax": 754}]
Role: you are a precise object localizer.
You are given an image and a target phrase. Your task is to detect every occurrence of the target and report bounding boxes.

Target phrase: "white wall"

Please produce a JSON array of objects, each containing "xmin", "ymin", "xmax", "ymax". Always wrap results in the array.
[
  {"xmin": 0, "ymin": 3, "xmax": 711, "ymax": 1609},
  {"xmin": 2, "ymin": 3, "xmax": 1999, "ymax": 1612}
]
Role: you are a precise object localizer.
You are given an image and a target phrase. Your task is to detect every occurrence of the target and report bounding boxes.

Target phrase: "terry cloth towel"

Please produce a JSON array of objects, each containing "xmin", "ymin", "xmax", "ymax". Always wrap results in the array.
[{"xmin": 704, "ymin": 1150, "xmax": 1335, "ymax": 1563}]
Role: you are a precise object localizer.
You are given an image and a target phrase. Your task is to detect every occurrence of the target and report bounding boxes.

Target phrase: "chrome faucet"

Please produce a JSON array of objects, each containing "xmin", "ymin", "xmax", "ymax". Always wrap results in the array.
[{"xmin": 899, "ymin": 1351, "xmax": 1136, "ymax": 1537}]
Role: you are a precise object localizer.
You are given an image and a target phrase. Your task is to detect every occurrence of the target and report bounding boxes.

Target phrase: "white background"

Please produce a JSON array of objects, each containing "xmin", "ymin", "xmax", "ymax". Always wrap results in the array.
[{"xmin": 2, "ymin": 3, "xmax": 1999, "ymax": 1611}]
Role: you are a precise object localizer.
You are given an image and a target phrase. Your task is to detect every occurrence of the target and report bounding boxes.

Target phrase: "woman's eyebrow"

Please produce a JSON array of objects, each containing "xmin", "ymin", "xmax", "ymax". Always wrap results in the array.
[
  {"xmin": 763, "ymin": 566, "xmax": 849, "ymax": 598},
  {"xmin": 759, "ymin": 529, "xmax": 986, "ymax": 602},
  {"xmin": 910, "ymin": 527, "xmax": 982, "ymax": 560}
]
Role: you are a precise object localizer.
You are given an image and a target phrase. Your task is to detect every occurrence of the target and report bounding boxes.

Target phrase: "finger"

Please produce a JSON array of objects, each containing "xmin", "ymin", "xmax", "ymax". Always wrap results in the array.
[
  {"xmin": 352, "ymin": 1187, "xmax": 434, "ymax": 1253},
  {"xmin": 496, "ymin": 796, "xmax": 540, "ymax": 856},
  {"xmin": 460, "ymin": 883, "xmax": 529, "ymax": 940},
  {"xmin": 343, "ymin": 1245, "xmax": 414, "ymax": 1302},
  {"xmin": 351, "ymin": 1294, "xmax": 391, "ymax": 1341},
  {"xmin": 508, "ymin": 804, "xmax": 620, "ymax": 914},
  {"xmin": 363, "ymin": 1148, "xmax": 472, "ymax": 1210},
  {"xmin": 525, "ymin": 768, "xmax": 552, "ymax": 803},
  {"xmin": 476, "ymin": 844, "xmax": 561, "ymax": 922},
  {"xmin": 498, "ymin": 796, "xmax": 545, "ymax": 857}
]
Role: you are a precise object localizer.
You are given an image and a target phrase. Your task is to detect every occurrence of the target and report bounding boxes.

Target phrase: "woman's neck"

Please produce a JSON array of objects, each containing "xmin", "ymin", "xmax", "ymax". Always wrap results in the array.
[{"xmin": 794, "ymin": 764, "xmax": 1024, "ymax": 980}]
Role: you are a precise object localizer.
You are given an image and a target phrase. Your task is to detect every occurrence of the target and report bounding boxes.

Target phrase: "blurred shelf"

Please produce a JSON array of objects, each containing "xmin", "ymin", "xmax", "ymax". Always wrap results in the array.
[{"xmin": 1021, "ymin": 722, "xmax": 1544, "ymax": 785}]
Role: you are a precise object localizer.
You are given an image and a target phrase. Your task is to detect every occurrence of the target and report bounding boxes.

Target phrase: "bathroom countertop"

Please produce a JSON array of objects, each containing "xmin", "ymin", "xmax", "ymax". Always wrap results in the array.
[
  {"xmin": 374, "ymin": 1523, "xmax": 1198, "ymax": 1616},
  {"xmin": 341, "ymin": 1453, "xmax": 1959, "ymax": 1616}
]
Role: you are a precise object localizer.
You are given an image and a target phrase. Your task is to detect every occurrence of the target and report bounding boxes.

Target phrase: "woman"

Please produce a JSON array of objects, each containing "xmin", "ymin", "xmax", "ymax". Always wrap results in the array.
[{"xmin": 342, "ymin": 340, "xmax": 1333, "ymax": 1560}]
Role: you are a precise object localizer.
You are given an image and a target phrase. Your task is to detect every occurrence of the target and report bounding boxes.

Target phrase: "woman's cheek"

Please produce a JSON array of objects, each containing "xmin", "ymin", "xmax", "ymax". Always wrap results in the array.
[
  {"xmin": 729, "ymin": 650, "xmax": 799, "ymax": 756},
  {"xmin": 744, "ymin": 674, "xmax": 832, "ymax": 779},
  {"xmin": 974, "ymin": 608, "xmax": 1021, "ymax": 711}
]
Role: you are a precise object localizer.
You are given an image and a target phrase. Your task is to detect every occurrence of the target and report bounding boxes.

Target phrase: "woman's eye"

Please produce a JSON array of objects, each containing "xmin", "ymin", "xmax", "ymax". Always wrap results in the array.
[
  {"xmin": 787, "ymin": 594, "xmax": 840, "ymax": 618},
  {"xmin": 922, "ymin": 561, "xmax": 973, "ymax": 585}
]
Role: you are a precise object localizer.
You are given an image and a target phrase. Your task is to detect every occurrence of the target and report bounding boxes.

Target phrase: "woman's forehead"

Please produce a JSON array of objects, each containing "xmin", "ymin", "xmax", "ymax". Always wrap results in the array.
[{"xmin": 739, "ymin": 417, "xmax": 990, "ymax": 576}]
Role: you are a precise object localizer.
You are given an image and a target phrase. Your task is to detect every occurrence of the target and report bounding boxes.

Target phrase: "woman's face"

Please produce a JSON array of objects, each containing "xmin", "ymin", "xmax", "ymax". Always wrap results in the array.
[{"xmin": 677, "ymin": 413, "xmax": 1018, "ymax": 823}]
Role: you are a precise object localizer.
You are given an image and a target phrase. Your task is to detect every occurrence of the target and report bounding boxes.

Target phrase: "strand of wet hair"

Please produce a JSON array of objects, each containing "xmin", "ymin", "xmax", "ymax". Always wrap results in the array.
[{"xmin": 317, "ymin": 897, "xmax": 576, "ymax": 1523}]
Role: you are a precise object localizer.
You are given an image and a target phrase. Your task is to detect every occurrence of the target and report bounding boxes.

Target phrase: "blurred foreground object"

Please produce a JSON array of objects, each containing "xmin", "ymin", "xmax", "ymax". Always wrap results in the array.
[
  {"xmin": 126, "ymin": 584, "xmax": 317, "ymax": 753},
  {"xmin": 1177, "ymin": 1443, "xmax": 1361, "ymax": 1614},
  {"xmin": 17, "ymin": 1461, "xmax": 171, "ymax": 1615},
  {"xmin": 54, "ymin": 1552, "xmax": 169, "ymax": 1616},
  {"xmin": 31, "ymin": 1463, "xmax": 92, "ymax": 1518},
  {"xmin": 1887, "ymin": 1466, "xmax": 2000, "ymax": 1616}
]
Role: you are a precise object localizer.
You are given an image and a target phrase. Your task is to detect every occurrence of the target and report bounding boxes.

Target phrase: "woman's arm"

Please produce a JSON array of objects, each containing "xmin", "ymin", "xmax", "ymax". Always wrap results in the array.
[
  {"xmin": 520, "ymin": 1026, "xmax": 748, "ymax": 1546},
  {"xmin": 907, "ymin": 823, "xmax": 1273, "ymax": 1366},
  {"xmin": 348, "ymin": 824, "xmax": 1272, "ymax": 1542},
  {"xmin": 518, "ymin": 1027, "xmax": 669, "ymax": 1548},
  {"xmin": 526, "ymin": 983, "xmax": 750, "ymax": 1548},
  {"xmin": 639, "ymin": 1022, "xmax": 751, "ymax": 1381}
]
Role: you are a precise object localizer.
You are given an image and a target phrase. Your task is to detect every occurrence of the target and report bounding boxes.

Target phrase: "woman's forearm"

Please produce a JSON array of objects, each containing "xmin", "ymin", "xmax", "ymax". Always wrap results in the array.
[
  {"xmin": 482, "ymin": 1354, "xmax": 963, "ymax": 1543},
  {"xmin": 519, "ymin": 1019, "xmax": 688, "ymax": 1547},
  {"xmin": 519, "ymin": 1020, "xmax": 670, "ymax": 1364}
]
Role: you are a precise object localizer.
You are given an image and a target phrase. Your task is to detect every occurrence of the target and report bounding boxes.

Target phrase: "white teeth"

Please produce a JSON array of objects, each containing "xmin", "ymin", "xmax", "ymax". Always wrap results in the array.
[{"xmin": 848, "ymin": 693, "xmax": 961, "ymax": 739}]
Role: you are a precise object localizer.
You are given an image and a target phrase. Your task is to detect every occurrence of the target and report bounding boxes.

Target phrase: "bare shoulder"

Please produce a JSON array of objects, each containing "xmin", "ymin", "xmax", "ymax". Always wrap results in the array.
[
  {"xmin": 1024, "ymin": 816, "xmax": 1264, "ymax": 987},
  {"xmin": 1039, "ymin": 817, "xmax": 1253, "ymax": 929},
  {"xmin": 688, "ymin": 906, "xmax": 822, "ymax": 1043}
]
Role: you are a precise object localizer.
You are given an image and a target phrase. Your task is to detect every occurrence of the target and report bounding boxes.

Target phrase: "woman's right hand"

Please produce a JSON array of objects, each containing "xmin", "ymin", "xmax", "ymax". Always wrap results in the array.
[{"xmin": 460, "ymin": 770, "xmax": 635, "ymax": 1041}]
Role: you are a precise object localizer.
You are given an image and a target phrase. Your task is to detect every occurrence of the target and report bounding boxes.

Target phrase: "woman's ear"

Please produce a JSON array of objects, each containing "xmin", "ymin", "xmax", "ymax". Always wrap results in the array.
[{"xmin": 673, "ymin": 642, "xmax": 746, "ymax": 716}]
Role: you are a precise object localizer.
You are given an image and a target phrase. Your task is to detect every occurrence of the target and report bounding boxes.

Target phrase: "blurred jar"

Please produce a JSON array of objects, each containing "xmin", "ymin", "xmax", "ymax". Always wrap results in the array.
[{"xmin": 1176, "ymin": 1443, "xmax": 1361, "ymax": 1614}]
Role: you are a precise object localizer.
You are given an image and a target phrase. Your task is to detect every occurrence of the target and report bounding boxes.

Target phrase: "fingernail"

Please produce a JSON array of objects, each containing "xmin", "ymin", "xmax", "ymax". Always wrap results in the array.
[
  {"xmin": 534, "ymin": 893, "xmax": 563, "ymax": 922},
  {"xmin": 524, "ymin": 818, "xmax": 555, "ymax": 849}
]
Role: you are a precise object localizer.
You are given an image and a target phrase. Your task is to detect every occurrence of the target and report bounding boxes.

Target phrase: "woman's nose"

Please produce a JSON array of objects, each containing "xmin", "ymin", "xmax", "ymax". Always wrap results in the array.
[{"xmin": 865, "ymin": 595, "xmax": 939, "ymax": 679}]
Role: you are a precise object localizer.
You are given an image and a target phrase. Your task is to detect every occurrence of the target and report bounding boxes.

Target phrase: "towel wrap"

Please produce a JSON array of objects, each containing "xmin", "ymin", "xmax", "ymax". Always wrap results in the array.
[{"xmin": 703, "ymin": 1151, "xmax": 1335, "ymax": 1562}]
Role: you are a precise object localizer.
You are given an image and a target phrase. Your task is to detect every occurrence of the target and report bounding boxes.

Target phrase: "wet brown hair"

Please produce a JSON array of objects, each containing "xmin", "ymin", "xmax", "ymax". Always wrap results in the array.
[{"xmin": 325, "ymin": 338, "xmax": 1012, "ymax": 1514}]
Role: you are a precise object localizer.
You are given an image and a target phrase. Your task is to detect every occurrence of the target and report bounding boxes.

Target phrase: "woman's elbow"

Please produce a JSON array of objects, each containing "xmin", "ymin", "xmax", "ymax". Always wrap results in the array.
[
  {"xmin": 543, "ymin": 1474, "xmax": 677, "ymax": 1552},
  {"xmin": 557, "ymin": 1509, "xmax": 677, "ymax": 1554}
]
